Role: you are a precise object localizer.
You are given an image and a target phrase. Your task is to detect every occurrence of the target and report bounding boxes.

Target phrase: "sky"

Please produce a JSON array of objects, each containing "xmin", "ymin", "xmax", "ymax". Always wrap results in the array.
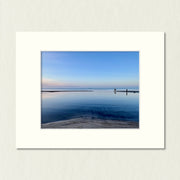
[{"xmin": 41, "ymin": 51, "xmax": 139, "ymax": 89}]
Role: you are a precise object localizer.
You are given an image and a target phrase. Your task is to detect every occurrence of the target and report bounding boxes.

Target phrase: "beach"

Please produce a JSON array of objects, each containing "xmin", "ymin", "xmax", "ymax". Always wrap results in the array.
[{"xmin": 41, "ymin": 118, "xmax": 139, "ymax": 128}]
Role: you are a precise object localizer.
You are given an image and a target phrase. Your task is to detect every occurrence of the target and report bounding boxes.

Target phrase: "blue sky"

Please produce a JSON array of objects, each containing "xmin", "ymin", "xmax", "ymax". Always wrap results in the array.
[{"xmin": 41, "ymin": 51, "xmax": 139, "ymax": 89}]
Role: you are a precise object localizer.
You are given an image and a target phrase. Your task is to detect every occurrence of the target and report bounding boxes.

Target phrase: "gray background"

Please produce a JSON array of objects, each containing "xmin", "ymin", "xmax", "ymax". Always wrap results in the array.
[{"xmin": 0, "ymin": 0, "xmax": 180, "ymax": 179}]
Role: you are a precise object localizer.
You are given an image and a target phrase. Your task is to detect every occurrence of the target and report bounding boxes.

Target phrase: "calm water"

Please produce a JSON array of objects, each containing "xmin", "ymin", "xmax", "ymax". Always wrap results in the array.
[{"xmin": 41, "ymin": 89, "xmax": 139, "ymax": 124}]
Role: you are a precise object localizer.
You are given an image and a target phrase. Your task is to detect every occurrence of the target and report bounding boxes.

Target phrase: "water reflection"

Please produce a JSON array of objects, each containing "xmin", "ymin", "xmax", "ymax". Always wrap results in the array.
[{"xmin": 41, "ymin": 89, "xmax": 139, "ymax": 124}]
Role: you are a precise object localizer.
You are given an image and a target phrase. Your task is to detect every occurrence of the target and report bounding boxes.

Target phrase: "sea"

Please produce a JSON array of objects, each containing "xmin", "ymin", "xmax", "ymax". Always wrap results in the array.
[{"xmin": 41, "ymin": 88, "xmax": 139, "ymax": 124}]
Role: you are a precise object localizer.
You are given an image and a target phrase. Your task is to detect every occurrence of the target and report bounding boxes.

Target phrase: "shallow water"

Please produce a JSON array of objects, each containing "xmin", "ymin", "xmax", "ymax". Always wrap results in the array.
[{"xmin": 41, "ymin": 89, "xmax": 139, "ymax": 124}]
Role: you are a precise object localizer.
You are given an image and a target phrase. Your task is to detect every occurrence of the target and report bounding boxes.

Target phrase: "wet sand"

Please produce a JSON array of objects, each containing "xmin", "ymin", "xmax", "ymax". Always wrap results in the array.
[{"xmin": 41, "ymin": 118, "xmax": 139, "ymax": 128}]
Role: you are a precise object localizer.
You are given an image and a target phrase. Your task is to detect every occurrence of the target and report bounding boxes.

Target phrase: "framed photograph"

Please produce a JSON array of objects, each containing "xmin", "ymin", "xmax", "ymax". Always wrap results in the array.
[
  {"xmin": 16, "ymin": 32, "xmax": 164, "ymax": 148},
  {"xmin": 41, "ymin": 51, "xmax": 139, "ymax": 129}
]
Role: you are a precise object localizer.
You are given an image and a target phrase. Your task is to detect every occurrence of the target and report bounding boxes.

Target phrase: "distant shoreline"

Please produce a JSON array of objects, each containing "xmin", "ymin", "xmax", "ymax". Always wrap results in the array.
[
  {"xmin": 41, "ymin": 90, "xmax": 93, "ymax": 92},
  {"xmin": 41, "ymin": 89, "xmax": 139, "ymax": 93},
  {"xmin": 41, "ymin": 118, "xmax": 139, "ymax": 128}
]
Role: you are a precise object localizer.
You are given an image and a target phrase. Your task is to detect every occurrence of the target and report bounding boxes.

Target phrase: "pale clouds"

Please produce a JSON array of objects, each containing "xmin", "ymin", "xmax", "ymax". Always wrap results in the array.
[
  {"xmin": 42, "ymin": 78, "xmax": 80, "ymax": 88},
  {"xmin": 42, "ymin": 78, "xmax": 64, "ymax": 88}
]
